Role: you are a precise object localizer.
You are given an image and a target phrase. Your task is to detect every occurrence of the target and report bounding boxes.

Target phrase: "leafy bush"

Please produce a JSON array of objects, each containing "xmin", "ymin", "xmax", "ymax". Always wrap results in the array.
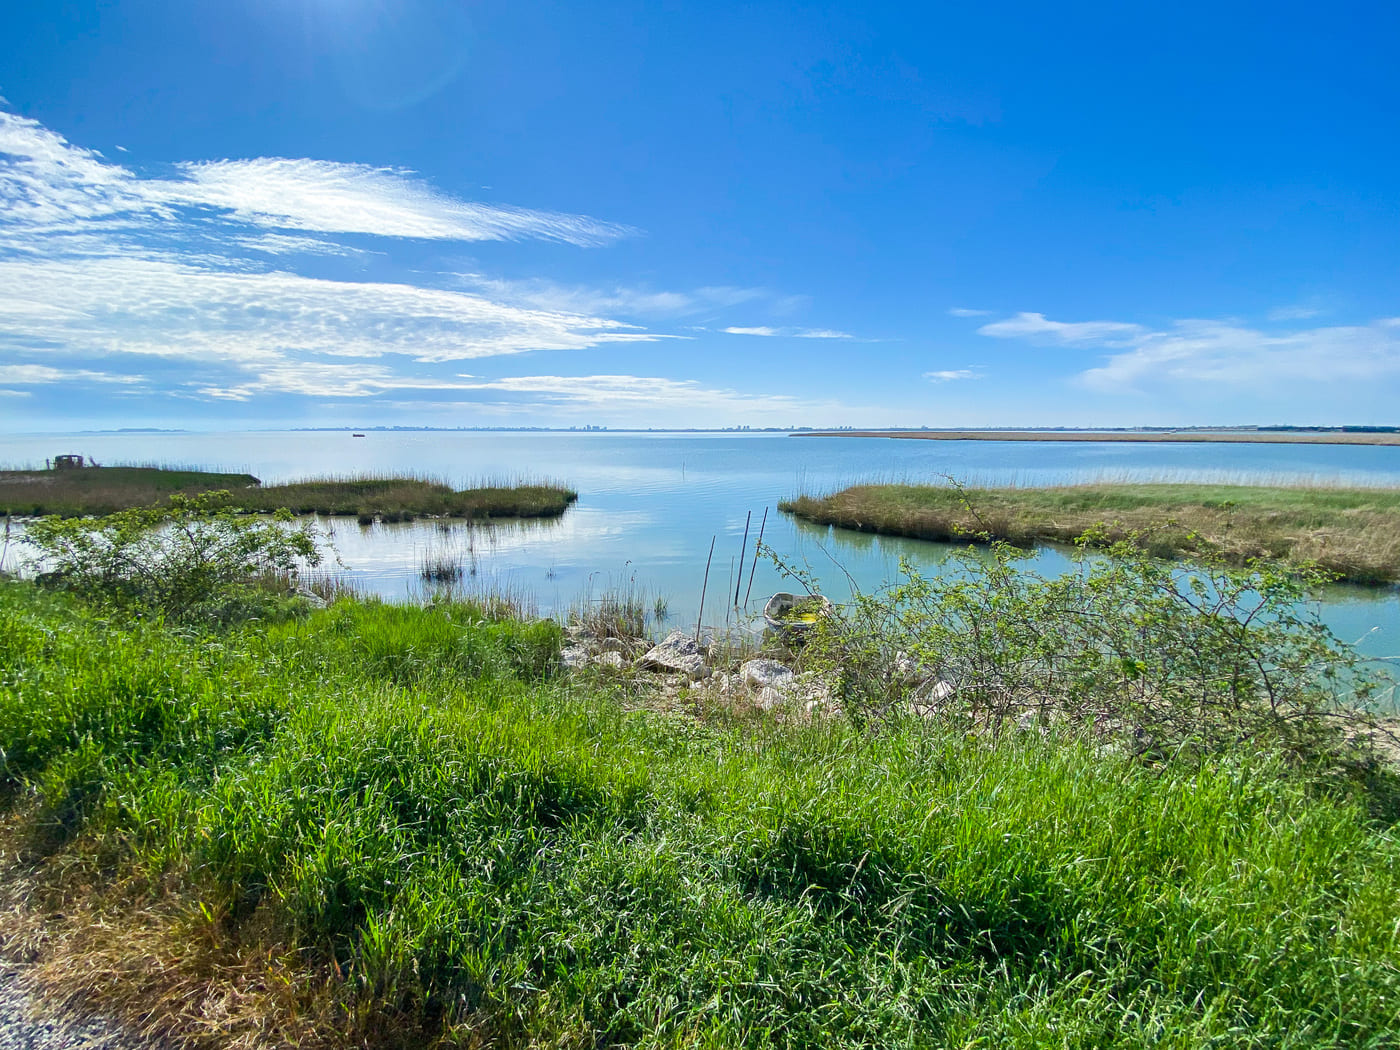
[
  {"xmin": 22, "ymin": 491, "xmax": 324, "ymax": 620},
  {"xmin": 788, "ymin": 535, "xmax": 1394, "ymax": 767}
]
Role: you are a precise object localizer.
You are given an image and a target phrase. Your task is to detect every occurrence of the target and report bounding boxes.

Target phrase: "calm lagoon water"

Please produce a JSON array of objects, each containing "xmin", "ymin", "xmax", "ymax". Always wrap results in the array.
[{"xmin": 4, "ymin": 430, "xmax": 1400, "ymax": 669}]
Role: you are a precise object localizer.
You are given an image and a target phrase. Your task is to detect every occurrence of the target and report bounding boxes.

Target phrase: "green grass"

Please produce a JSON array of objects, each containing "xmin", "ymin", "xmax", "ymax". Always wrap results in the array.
[
  {"xmin": 781, "ymin": 481, "xmax": 1400, "ymax": 584},
  {"xmin": 1, "ymin": 581, "xmax": 1397, "ymax": 1047},
  {"xmin": 0, "ymin": 466, "xmax": 578, "ymax": 521}
]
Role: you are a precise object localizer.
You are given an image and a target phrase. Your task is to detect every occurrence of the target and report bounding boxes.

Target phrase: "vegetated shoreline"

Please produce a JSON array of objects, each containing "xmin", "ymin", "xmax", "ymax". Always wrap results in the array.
[
  {"xmin": 1, "ymin": 579, "xmax": 1398, "ymax": 1049},
  {"xmin": 0, "ymin": 465, "xmax": 578, "ymax": 521},
  {"xmin": 781, "ymin": 480, "xmax": 1400, "ymax": 584},
  {"xmin": 795, "ymin": 428, "xmax": 1400, "ymax": 445}
]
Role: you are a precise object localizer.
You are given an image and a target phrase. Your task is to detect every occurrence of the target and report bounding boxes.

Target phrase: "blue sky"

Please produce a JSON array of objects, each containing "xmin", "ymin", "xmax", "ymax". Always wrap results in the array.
[{"xmin": 1, "ymin": 0, "xmax": 1397, "ymax": 430}]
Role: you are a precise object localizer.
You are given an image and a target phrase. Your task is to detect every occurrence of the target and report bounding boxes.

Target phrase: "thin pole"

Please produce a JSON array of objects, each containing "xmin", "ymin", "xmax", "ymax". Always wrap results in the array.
[
  {"xmin": 725, "ymin": 556, "xmax": 735, "ymax": 626},
  {"xmin": 743, "ymin": 507, "xmax": 769, "ymax": 608},
  {"xmin": 734, "ymin": 510, "xmax": 751, "ymax": 607},
  {"xmin": 695, "ymin": 535, "xmax": 715, "ymax": 640}
]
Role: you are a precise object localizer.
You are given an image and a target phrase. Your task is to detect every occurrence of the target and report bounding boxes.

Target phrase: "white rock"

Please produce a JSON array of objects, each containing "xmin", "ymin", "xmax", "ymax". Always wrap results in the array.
[
  {"xmin": 560, "ymin": 645, "xmax": 591, "ymax": 669},
  {"xmin": 755, "ymin": 685, "xmax": 787, "ymax": 711},
  {"xmin": 595, "ymin": 651, "xmax": 626, "ymax": 669},
  {"xmin": 639, "ymin": 630, "xmax": 709, "ymax": 680},
  {"xmin": 914, "ymin": 679, "xmax": 955, "ymax": 703},
  {"xmin": 740, "ymin": 658, "xmax": 795, "ymax": 692}
]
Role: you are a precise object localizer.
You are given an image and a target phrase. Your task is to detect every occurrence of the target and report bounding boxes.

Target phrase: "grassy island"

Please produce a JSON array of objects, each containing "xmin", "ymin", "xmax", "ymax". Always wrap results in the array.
[
  {"xmin": 0, "ymin": 465, "xmax": 577, "ymax": 521},
  {"xmin": 781, "ymin": 481, "xmax": 1400, "ymax": 584}
]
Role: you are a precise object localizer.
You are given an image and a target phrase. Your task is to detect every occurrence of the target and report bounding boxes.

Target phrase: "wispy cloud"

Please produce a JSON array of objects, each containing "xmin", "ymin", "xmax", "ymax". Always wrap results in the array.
[
  {"xmin": 1079, "ymin": 319, "xmax": 1400, "ymax": 393},
  {"xmin": 0, "ymin": 257, "xmax": 660, "ymax": 370},
  {"xmin": 0, "ymin": 110, "xmax": 854, "ymax": 425},
  {"xmin": 0, "ymin": 110, "xmax": 676, "ymax": 413},
  {"xmin": 923, "ymin": 369, "xmax": 982, "ymax": 382},
  {"xmin": 0, "ymin": 112, "xmax": 632, "ymax": 248},
  {"xmin": 976, "ymin": 311, "xmax": 1145, "ymax": 347},
  {"xmin": 456, "ymin": 275, "xmax": 768, "ymax": 318},
  {"xmin": 0, "ymin": 364, "xmax": 146, "ymax": 385},
  {"xmin": 722, "ymin": 325, "xmax": 853, "ymax": 339},
  {"xmin": 947, "ymin": 307, "xmax": 991, "ymax": 318},
  {"xmin": 973, "ymin": 309, "xmax": 1400, "ymax": 393}
]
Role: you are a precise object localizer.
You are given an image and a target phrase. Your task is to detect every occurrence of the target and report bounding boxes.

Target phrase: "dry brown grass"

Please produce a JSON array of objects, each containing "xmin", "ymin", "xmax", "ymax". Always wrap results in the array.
[{"xmin": 0, "ymin": 816, "xmax": 464, "ymax": 1050}]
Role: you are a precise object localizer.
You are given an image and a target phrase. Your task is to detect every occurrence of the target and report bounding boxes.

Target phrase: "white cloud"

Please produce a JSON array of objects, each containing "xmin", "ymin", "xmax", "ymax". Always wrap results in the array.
[
  {"xmin": 977, "ymin": 311, "xmax": 1146, "ymax": 347},
  {"xmin": 1079, "ymin": 319, "xmax": 1400, "ymax": 393},
  {"xmin": 0, "ymin": 110, "xmax": 849, "ymax": 424},
  {"xmin": 456, "ymin": 275, "xmax": 767, "ymax": 318},
  {"xmin": 972, "ymin": 309, "xmax": 1400, "ymax": 394},
  {"xmin": 167, "ymin": 158, "xmax": 632, "ymax": 246},
  {"xmin": 0, "ymin": 256, "xmax": 661, "ymax": 367},
  {"xmin": 0, "ymin": 111, "xmax": 631, "ymax": 248},
  {"xmin": 722, "ymin": 325, "xmax": 853, "ymax": 339},
  {"xmin": 948, "ymin": 307, "xmax": 991, "ymax": 317},
  {"xmin": 923, "ymin": 369, "xmax": 982, "ymax": 382},
  {"xmin": 233, "ymin": 232, "xmax": 365, "ymax": 257},
  {"xmin": 195, "ymin": 363, "xmax": 487, "ymax": 401},
  {"xmin": 0, "ymin": 364, "xmax": 145, "ymax": 385}
]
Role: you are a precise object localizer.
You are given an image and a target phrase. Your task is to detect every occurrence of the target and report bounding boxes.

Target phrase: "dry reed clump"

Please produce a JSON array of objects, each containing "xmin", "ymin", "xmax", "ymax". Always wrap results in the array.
[{"xmin": 780, "ymin": 481, "xmax": 1400, "ymax": 584}]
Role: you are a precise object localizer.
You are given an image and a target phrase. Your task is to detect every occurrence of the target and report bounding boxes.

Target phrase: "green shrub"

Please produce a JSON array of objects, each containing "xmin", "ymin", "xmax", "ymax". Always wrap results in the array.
[
  {"xmin": 21, "ymin": 491, "xmax": 324, "ymax": 621},
  {"xmin": 789, "ymin": 535, "xmax": 1393, "ymax": 767}
]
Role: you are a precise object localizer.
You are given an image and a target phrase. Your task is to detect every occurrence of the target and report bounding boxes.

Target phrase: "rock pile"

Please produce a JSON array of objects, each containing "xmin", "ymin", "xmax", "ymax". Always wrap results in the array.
[{"xmin": 557, "ymin": 627, "xmax": 956, "ymax": 721}]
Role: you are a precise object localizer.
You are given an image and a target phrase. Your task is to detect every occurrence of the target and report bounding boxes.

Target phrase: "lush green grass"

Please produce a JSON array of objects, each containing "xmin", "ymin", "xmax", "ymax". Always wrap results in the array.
[
  {"xmin": 781, "ymin": 481, "xmax": 1400, "ymax": 584},
  {"xmin": 0, "ymin": 467, "xmax": 577, "ymax": 521},
  {"xmin": 1, "ymin": 582, "xmax": 1397, "ymax": 1047}
]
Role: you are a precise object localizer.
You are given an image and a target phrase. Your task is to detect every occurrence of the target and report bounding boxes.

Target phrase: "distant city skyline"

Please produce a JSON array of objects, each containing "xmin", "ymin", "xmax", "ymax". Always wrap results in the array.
[{"xmin": 2, "ymin": 1, "xmax": 1398, "ymax": 431}]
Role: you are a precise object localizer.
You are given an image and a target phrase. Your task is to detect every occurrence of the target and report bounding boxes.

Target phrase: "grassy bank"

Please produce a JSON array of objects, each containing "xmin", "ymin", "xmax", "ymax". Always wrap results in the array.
[
  {"xmin": 781, "ymin": 481, "xmax": 1400, "ymax": 584},
  {"xmin": 0, "ymin": 466, "xmax": 577, "ymax": 520},
  {"xmin": 1, "ymin": 582, "xmax": 1398, "ymax": 1047}
]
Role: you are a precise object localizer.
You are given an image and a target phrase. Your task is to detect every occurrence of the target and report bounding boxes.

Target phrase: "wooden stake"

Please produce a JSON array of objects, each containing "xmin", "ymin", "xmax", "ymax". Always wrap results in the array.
[
  {"xmin": 734, "ymin": 510, "xmax": 752, "ymax": 607},
  {"xmin": 695, "ymin": 535, "xmax": 715, "ymax": 640},
  {"xmin": 743, "ymin": 507, "xmax": 769, "ymax": 609}
]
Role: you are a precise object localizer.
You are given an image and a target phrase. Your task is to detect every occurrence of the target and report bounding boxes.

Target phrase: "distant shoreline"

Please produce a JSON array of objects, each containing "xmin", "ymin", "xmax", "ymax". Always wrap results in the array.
[{"xmin": 794, "ymin": 430, "xmax": 1400, "ymax": 447}]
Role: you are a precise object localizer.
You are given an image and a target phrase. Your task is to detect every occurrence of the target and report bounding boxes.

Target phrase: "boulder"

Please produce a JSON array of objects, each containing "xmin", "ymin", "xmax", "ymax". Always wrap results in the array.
[
  {"xmin": 639, "ymin": 630, "xmax": 709, "ymax": 680},
  {"xmin": 560, "ymin": 645, "xmax": 591, "ymax": 670},
  {"xmin": 754, "ymin": 685, "xmax": 787, "ymax": 711},
  {"xmin": 596, "ymin": 650, "xmax": 626, "ymax": 670},
  {"xmin": 740, "ymin": 658, "xmax": 795, "ymax": 692},
  {"xmin": 294, "ymin": 587, "xmax": 328, "ymax": 609}
]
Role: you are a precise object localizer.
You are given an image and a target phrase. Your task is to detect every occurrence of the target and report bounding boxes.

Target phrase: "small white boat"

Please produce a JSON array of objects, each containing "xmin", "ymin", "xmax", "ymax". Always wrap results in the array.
[{"xmin": 762, "ymin": 591, "xmax": 833, "ymax": 634}]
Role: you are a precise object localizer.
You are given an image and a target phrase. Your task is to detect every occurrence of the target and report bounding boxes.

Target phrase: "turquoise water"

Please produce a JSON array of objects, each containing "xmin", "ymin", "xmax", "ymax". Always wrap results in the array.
[{"xmin": 4, "ymin": 430, "xmax": 1400, "ymax": 671}]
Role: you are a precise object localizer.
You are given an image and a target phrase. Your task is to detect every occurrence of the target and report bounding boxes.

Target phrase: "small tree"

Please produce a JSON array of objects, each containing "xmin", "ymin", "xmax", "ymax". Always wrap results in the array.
[{"xmin": 23, "ymin": 491, "xmax": 324, "ymax": 619}]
